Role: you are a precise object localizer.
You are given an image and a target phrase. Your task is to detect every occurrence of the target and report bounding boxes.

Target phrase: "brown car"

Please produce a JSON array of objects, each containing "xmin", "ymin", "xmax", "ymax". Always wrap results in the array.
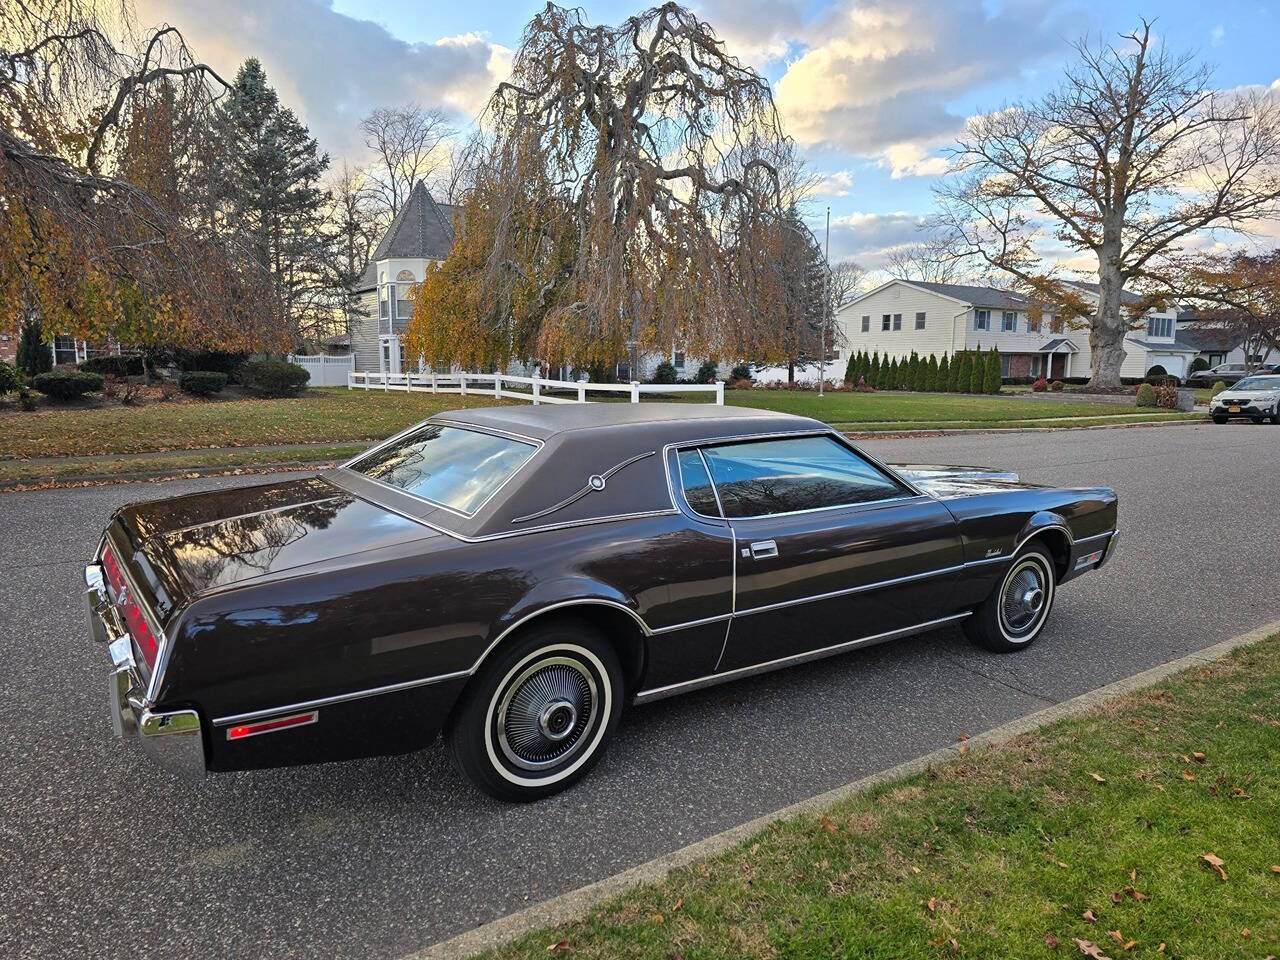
[{"xmin": 87, "ymin": 404, "xmax": 1118, "ymax": 800}]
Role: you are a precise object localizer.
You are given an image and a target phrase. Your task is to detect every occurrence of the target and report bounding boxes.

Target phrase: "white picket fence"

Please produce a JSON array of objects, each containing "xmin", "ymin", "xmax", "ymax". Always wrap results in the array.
[
  {"xmin": 347, "ymin": 370, "xmax": 724, "ymax": 405},
  {"xmin": 289, "ymin": 354, "xmax": 355, "ymax": 387}
]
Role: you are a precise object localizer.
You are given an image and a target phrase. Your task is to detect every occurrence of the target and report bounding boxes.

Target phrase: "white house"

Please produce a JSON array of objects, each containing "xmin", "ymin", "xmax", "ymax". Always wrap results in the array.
[
  {"xmin": 1173, "ymin": 315, "xmax": 1278, "ymax": 370},
  {"xmin": 835, "ymin": 279, "xmax": 1199, "ymax": 380}
]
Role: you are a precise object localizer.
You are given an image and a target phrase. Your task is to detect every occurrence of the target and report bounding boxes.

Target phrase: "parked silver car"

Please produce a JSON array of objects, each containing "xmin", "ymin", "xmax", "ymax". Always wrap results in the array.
[
  {"xmin": 1210, "ymin": 375, "xmax": 1280, "ymax": 424},
  {"xmin": 1188, "ymin": 362, "xmax": 1248, "ymax": 387}
]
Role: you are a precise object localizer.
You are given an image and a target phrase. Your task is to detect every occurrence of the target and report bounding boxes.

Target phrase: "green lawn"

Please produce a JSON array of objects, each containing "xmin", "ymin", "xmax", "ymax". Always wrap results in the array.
[
  {"xmin": 0, "ymin": 389, "xmax": 510, "ymax": 460},
  {"xmin": 479, "ymin": 637, "xmax": 1280, "ymax": 960},
  {"xmin": 0, "ymin": 386, "xmax": 1198, "ymax": 484}
]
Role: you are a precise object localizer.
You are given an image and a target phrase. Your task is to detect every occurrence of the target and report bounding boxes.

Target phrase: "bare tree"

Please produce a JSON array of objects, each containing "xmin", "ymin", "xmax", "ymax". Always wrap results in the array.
[
  {"xmin": 931, "ymin": 22, "xmax": 1280, "ymax": 389},
  {"xmin": 360, "ymin": 104, "xmax": 455, "ymax": 217},
  {"xmin": 326, "ymin": 161, "xmax": 383, "ymax": 337},
  {"xmin": 429, "ymin": 134, "xmax": 484, "ymax": 206},
  {"xmin": 406, "ymin": 2, "xmax": 793, "ymax": 374},
  {"xmin": 883, "ymin": 239, "xmax": 966, "ymax": 284},
  {"xmin": 827, "ymin": 258, "xmax": 866, "ymax": 311},
  {"xmin": 0, "ymin": 0, "xmax": 284, "ymax": 350}
]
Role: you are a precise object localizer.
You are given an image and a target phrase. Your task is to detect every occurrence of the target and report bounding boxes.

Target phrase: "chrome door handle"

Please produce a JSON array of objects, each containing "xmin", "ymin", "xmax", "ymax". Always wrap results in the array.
[{"xmin": 749, "ymin": 539, "xmax": 778, "ymax": 559}]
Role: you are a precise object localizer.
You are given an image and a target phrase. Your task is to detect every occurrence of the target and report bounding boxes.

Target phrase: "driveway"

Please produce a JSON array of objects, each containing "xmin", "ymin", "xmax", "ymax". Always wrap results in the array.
[{"xmin": 2, "ymin": 421, "xmax": 1277, "ymax": 959}]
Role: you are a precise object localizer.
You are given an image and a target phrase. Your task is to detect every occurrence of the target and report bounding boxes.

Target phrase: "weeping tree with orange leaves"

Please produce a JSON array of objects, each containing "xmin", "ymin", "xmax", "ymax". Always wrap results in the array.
[
  {"xmin": 404, "ymin": 2, "xmax": 795, "ymax": 375},
  {"xmin": 0, "ymin": 0, "xmax": 286, "ymax": 355}
]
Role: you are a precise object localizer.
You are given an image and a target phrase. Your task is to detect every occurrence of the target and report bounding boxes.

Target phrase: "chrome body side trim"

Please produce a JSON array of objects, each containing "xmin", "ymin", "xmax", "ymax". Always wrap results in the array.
[
  {"xmin": 634, "ymin": 612, "xmax": 972, "ymax": 703},
  {"xmin": 731, "ymin": 562, "xmax": 964, "ymax": 619},
  {"xmin": 212, "ymin": 669, "xmax": 472, "ymax": 727}
]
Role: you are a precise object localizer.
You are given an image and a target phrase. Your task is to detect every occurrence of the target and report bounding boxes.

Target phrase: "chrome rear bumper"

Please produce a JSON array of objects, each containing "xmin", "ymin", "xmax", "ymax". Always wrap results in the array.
[{"xmin": 86, "ymin": 563, "xmax": 206, "ymax": 779}]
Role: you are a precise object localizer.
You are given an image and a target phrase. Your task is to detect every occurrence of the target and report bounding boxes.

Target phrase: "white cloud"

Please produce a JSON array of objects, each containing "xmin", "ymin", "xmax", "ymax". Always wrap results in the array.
[
  {"xmin": 774, "ymin": 0, "xmax": 1076, "ymax": 175},
  {"xmin": 825, "ymin": 210, "xmax": 928, "ymax": 266},
  {"xmin": 693, "ymin": 0, "xmax": 804, "ymax": 65},
  {"xmin": 135, "ymin": 0, "xmax": 511, "ymax": 159},
  {"xmin": 812, "ymin": 170, "xmax": 855, "ymax": 196},
  {"xmin": 1210, "ymin": 24, "xmax": 1226, "ymax": 46}
]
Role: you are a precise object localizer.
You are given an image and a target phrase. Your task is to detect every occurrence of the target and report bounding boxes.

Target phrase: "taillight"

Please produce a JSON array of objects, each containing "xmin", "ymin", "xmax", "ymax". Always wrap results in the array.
[{"xmin": 101, "ymin": 544, "xmax": 159, "ymax": 669}]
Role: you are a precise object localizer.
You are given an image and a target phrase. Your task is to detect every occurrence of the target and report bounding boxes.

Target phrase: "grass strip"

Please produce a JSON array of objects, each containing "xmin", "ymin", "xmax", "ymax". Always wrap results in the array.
[{"xmin": 479, "ymin": 636, "xmax": 1280, "ymax": 960}]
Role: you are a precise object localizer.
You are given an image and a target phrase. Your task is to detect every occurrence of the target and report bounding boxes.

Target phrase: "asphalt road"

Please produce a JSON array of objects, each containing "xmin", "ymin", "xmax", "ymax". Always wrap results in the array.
[{"xmin": 2, "ymin": 421, "xmax": 1278, "ymax": 959}]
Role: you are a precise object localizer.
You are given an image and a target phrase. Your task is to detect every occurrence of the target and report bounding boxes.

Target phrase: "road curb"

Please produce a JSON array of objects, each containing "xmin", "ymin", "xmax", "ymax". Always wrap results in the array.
[
  {"xmin": 408, "ymin": 618, "xmax": 1280, "ymax": 960},
  {"xmin": 841, "ymin": 417, "xmax": 1204, "ymax": 439}
]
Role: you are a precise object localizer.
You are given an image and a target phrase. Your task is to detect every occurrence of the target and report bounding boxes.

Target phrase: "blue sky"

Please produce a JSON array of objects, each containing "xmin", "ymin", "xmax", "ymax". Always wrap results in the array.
[{"xmin": 139, "ymin": 0, "xmax": 1279, "ymax": 266}]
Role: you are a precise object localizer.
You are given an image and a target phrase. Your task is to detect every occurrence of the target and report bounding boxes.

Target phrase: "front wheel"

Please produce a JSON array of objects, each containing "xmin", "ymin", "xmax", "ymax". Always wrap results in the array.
[
  {"xmin": 447, "ymin": 618, "xmax": 623, "ymax": 801},
  {"xmin": 1212, "ymin": 415, "xmax": 1228, "ymax": 424},
  {"xmin": 964, "ymin": 545, "xmax": 1057, "ymax": 653}
]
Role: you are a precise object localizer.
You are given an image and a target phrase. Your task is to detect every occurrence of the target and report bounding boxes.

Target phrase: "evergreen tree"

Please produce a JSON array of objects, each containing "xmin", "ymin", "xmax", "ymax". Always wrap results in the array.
[
  {"xmin": 870, "ymin": 351, "xmax": 880, "ymax": 386},
  {"xmin": 953, "ymin": 351, "xmax": 969, "ymax": 392},
  {"xmin": 16, "ymin": 319, "xmax": 51, "ymax": 376},
  {"xmin": 887, "ymin": 357, "xmax": 898, "ymax": 389},
  {"xmin": 938, "ymin": 353, "xmax": 950, "ymax": 392},
  {"xmin": 213, "ymin": 58, "xmax": 334, "ymax": 345},
  {"xmin": 969, "ymin": 347, "xmax": 984, "ymax": 392},
  {"xmin": 926, "ymin": 354, "xmax": 939, "ymax": 391},
  {"xmin": 985, "ymin": 347, "xmax": 1002, "ymax": 393},
  {"xmin": 844, "ymin": 350, "xmax": 858, "ymax": 386}
]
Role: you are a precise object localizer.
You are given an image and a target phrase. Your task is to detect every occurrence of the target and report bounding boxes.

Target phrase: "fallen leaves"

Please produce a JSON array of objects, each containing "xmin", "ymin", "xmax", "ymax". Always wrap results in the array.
[
  {"xmin": 1045, "ymin": 933, "xmax": 1061, "ymax": 948},
  {"xmin": 1082, "ymin": 909, "xmax": 1098, "ymax": 923},
  {"xmin": 1181, "ymin": 769, "xmax": 1196, "ymax": 781},
  {"xmin": 1090, "ymin": 773, "xmax": 1107, "ymax": 784},
  {"xmin": 819, "ymin": 815, "xmax": 838, "ymax": 834},
  {"xmin": 546, "ymin": 940, "xmax": 570, "ymax": 953},
  {"xmin": 1074, "ymin": 938, "xmax": 1113, "ymax": 959},
  {"xmin": 1271, "ymin": 864, "xmax": 1280, "ymax": 874},
  {"xmin": 1202, "ymin": 852, "xmax": 1228, "ymax": 882}
]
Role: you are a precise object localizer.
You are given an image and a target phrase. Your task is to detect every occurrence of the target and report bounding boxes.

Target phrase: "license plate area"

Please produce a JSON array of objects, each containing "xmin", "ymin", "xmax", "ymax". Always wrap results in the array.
[{"xmin": 1228, "ymin": 406, "xmax": 1241, "ymax": 413}]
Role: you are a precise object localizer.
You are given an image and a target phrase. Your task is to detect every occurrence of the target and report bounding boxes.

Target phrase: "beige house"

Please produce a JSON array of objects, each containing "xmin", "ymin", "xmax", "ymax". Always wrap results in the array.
[{"xmin": 836, "ymin": 279, "xmax": 1198, "ymax": 379}]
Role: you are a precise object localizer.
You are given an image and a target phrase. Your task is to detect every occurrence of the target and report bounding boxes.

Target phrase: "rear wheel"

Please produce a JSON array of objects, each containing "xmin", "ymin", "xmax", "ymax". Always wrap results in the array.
[
  {"xmin": 964, "ymin": 545, "xmax": 1057, "ymax": 653},
  {"xmin": 447, "ymin": 618, "xmax": 623, "ymax": 802}
]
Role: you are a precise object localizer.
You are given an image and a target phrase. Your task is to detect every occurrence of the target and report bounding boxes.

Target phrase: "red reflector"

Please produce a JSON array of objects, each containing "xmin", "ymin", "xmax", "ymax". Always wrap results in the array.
[{"xmin": 226, "ymin": 711, "xmax": 318, "ymax": 741}]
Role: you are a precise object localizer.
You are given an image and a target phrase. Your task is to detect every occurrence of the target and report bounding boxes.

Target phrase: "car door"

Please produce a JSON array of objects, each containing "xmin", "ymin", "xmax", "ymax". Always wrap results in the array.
[{"xmin": 687, "ymin": 434, "xmax": 964, "ymax": 673}]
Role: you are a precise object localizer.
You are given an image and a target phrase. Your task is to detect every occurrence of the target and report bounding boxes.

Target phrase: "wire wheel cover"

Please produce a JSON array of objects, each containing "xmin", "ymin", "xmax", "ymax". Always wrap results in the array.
[
  {"xmin": 1001, "ymin": 561, "xmax": 1047, "ymax": 635},
  {"xmin": 496, "ymin": 656, "xmax": 598, "ymax": 771}
]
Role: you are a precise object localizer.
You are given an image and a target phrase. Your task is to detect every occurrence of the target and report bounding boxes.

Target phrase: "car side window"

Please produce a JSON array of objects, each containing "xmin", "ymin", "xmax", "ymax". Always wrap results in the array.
[
  {"xmin": 677, "ymin": 449, "xmax": 721, "ymax": 516},
  {"xmin": 699, "ymin": 435, "xmax": 911, "ymax": 518}
]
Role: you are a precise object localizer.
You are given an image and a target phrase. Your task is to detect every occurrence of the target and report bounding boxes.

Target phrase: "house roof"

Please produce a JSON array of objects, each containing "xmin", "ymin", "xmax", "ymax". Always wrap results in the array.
[
  {"xmin": 354, "ymin": 181, "xmax": 458, "ymax": 291},
  {"xmin": 1062, "ymin": 280, "xmax": 1145, "ymax": 306},
  {"xmin": 1124, "ymin": 337, "xmax": 1199, "ymax": 354},
  {"xmin": 1174, "ymin": 325, "xmax": 1241, "ymax": 352},
  {"xmin": 899, "ymin": 281, "xmax": 1033, "ymax": 311},
  {"xmin": 1037, "ymin": 338, "xmax": 1078, "ymax": 353}
]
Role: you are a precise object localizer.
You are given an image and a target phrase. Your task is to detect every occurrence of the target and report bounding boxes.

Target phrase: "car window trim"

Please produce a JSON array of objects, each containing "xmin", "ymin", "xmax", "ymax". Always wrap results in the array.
[
  {"xmin": 667, "ymin": 430, "xmax": 925, "ymax": 521},
  {"xmin": 341, "ymin": 419, "xmax": 544, "ymax": 519}
]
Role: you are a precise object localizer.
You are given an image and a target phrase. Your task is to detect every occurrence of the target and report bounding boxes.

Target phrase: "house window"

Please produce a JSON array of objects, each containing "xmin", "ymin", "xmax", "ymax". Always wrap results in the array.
[
  {"xmin": 915, "ymin": 312, "xmax": 926, "ymax": 330},
  {"xmin": 1031, "ymin": 355, "xmax": 1043, "ymax": 376},
  {"xmin": 861, "ymin": 315, "xmax": 870, "ymax": 332},
  {"xmin": 379, "ymin": 285, "xmax": 390, "ymax": 321},
  {"xmin": 1000, "ymin": 354, "xmax": 1012, "ymax": 376},
  {"xmin": 53, "ymin": 335, "xmax": 79, "ymax": 366},
  {"xmin": 395, "ymin": 270, "xmax": 416, "ymax": 321},
  {"xmin": 673, "ymin": 349, "xmax": 685, "ymax": 370},
  {"xmin": 974, "ymin": 310, "xmax": 990, "ymax": 331},
  {"xmin": 892, "ymin": 313, "xmax": 902, "ymax": 331},
  {"xmin": 1147, "ymin": 316, "xmax": 1172, "ymax": 338},
  {"xmin": 1002, "ymin": 311, "xmax": 1017, "ymax": 331},
  {"xmin": 1050, "ymin": 315, "xmax": 1064, "ymax": 334},
  {"xmin": 881, "ymin": 314, "xmax": 891, "ymax": 331},
  {"xmin": 1026, "ymin": 314, "xmax": 1041, "ymax": 334}
]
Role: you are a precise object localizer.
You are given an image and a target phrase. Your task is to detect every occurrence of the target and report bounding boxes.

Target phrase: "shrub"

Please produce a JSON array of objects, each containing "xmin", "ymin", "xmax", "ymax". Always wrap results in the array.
[
  {"xmin": 1211, "ymin": 379, "xmax": 1227, "ymax": 397},
  {"xmin": 1135, "ymin": 383, "xmax": 1157, "ymax": 407},
  {"xmin": 32, "ymin": 369, "xmax": 104, "ymax": 400},
  {"xmin": 1032, "ymin": 377, "xmax": 1048, "ymax": 392},
  {"xmin": 694, "ymin": 359, "xmax": 719, "ymax": 384},
  {"xmin": 984, "ymin": 347, "xmax": 1002, "ymax": 394},
  {"xmin": 18, "ymin": 387, "xmax": 36, "ymax": 411},
  {"xmin": 1145, "ymin": 364, "xmax": 1167, "ymax": 378},
  {"xmin": 1189, "ymin": 357, "xmax": 1209, "ymax": 374},
  {"xmin": 78, "ymin": 354, "xmax": 144, "ymax": 377},
  {"xmin": 238, "ymin": 359, "xmax": 310, "ymax": 397},
  {"xmin": 16, "ymin": 319, "xmax": 52, "ymax": 377},
  {"xmin": 651, "ymin": 360, "xmax": 678, "ymax": 385},
  {"xmin": 173, "ymin": 349, "xmax": 249, "ymax": 376},
  {"xmin": 730, "ymin": 362, "xmax": 752, "ymax": 382},
  {"xmin": 179, "ymin": 370, "xmax": 228, "ymax": 396},
  {"xmin": 1050, "ymin": 380, "xmax": 1064, "ymax": 391},
  {"xmin": 0, "ymin": 361, "xmax": 20, "ymax": 397}
]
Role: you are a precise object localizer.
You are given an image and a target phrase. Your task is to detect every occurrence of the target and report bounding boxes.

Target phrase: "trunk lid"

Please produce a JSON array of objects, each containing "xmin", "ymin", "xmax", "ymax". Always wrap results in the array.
[{"xmin": 108, "ymin": 476, "xmax": 438, "ymax": 623}]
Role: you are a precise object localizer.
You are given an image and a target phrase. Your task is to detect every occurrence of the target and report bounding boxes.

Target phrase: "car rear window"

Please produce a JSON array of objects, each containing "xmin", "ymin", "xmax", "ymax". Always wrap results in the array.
[
  {"xmin": 349, "ymin": 424, "xmax": 536, "ymax": 515},
  {"xmin": 699, "ymin": 435, "xmax": 909, "ymax": 518}
]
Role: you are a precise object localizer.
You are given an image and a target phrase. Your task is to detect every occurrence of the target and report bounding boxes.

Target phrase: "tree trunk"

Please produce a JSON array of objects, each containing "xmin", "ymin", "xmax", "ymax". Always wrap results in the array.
[
  {"xmin": 787, "ymin": 358, "xmax": 795, "ymax": 386},
  {"xmin": 1087, "ymin": 251, "xmax": 1128, "ymax": 390}
]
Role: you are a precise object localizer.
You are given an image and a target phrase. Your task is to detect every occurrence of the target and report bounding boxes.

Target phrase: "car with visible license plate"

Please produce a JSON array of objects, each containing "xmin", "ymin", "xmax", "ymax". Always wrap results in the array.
[{"xmin": 1209, "ymin": 374, "xmax": 1280, "ymax": 424}]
